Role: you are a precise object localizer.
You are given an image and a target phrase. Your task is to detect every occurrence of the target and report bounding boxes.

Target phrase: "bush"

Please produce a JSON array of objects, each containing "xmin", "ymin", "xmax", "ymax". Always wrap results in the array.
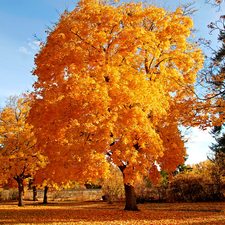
[
  {"xmin": 9, "ymin": 189, "xmax": 19, "ymax": 200},
  {"xmin": 166, "ymin": 160, "xmax": 225, "ymax": 202},
  {"xmin": 101, "ymin": 165, "xmax": 124, "ymax": 203},
  {"xmin": 168, "ymin": 173, "xmax": 220, "ymax": 202},
  {"xmin": 135, "ymin": 178, "xmax": 152, "ymax": 203}
]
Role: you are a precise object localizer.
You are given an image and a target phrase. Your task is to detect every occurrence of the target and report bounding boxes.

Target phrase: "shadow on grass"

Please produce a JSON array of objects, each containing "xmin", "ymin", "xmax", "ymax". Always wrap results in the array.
[{"xmin": 146, "ymin": 208, "xmax": 222, "ymax": 212}]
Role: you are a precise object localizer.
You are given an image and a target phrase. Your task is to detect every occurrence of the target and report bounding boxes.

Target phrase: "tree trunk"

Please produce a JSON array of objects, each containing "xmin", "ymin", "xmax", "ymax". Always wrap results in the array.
[
  {"xmin": 118, "ymin": 165, "xmax": 139, "ymax": 211},
  {"xmin": 16, "ymin": 177, "xmax": 24, "ymax": 207},
  {"xmin": 124, "ymin": 183, "xmax": 139, "ymax": 211},
  {"xmin": 33, "ymin": 185, "xmax": 38, "ymax": 201},
  {"xmin": 43, "ymin": 186, "xmax": 48, "ymax": 204}
]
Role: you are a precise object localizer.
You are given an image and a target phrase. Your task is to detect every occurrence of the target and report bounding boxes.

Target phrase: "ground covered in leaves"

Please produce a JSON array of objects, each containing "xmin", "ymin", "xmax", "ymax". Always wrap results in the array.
[{"xmin": 0, "ymin": 200, "xmax": 225, "ymax": 224}]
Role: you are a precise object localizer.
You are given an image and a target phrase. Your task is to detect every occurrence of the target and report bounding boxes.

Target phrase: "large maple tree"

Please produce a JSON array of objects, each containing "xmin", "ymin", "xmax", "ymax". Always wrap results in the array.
[
  {"xmin": 0, "ymin": 95, "xmax": 47, "ymax": 206},
  {"xmin": 28, "ymin": 0, "xmax": 209, "ymax": 210}
]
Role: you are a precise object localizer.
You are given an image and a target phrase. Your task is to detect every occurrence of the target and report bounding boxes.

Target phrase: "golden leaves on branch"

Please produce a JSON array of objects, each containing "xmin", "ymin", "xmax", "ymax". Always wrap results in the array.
[
  {"xmin": 28, "ymin": 0, "xmax": 207, "ymax": 187},
  {"xmin": 0, "ymin": 95, "xmax": 47, "ymax": 183}
]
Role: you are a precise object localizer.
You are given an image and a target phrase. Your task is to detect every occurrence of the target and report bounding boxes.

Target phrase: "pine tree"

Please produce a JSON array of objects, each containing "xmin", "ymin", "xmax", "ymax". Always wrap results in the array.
[{"xmin": 207, "ymin": 15, "xmax": 225, "ymax": 164}]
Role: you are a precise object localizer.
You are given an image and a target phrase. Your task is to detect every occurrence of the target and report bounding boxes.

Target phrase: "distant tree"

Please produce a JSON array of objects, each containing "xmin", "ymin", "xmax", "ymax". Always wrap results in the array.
[
  {"xmin": 191, "ymin": 160, "xmax": 224, "ymax": 200},
  {"xmin": 28, "ymin": 178, "xmax": 38, "ymax": 201},
  {"xmin": 171, "ymin": 156, "xmax": 192, "ymax": 176},
  {"xmin": 207, "ymin": 15, "xmax": 225, "ymax": 100},
  {"xmin": 210, "ymin": 127, "xmax": 225, "ymax": 159},
  {"xmin": 209, "ymin": 127, "xmax": 225, "ymax": 184},
  {"xmin": 32, "ymin": 157, "xmax": 83, "ymax": 204},
  {"xmin": 0, "ymin": 95, "xmax": 47, "ymax": 206},
  {"xmin": 203, "ymin": 12, "xmax": 225, "ymax": 166},
  {"xmin": 160, "ymin": 170, "xmax": 169, "ymax": 184}
]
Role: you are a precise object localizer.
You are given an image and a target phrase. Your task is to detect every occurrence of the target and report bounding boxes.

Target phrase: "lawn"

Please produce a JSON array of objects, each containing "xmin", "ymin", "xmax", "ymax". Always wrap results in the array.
[{"xmin": 0, "ymin": 200, "xmax": 225, "ymax": 224}]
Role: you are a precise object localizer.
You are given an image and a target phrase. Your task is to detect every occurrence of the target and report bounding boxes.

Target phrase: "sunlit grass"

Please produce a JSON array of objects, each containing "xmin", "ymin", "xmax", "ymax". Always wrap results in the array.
[{"xmin": 0, "ymin": 201, "xmax": 225, "ymax": 224}]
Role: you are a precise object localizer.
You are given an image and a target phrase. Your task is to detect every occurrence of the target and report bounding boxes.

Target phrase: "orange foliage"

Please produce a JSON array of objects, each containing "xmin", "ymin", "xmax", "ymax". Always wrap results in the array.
[
  {"xmin": 0, "ymin": 201, "xmax": 225, "ymax": 224},
  {"xmin": 27, "ymin": 0, "xmax": 214, "ymax": 204},
  {"xmin": 0, "ymin": 95, "xmax": 48, "ymax": 206},
  {"xmin": 0, "ymin": 95, "xmax": 47, "ymax": 184},
  {"xmin": 2, "ymin": 177, "xmax": 18, "ymax": 189}
]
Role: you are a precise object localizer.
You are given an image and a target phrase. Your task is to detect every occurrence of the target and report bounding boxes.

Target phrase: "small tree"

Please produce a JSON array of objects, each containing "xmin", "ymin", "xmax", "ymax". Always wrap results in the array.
[
  {"xmin": 0, "ymin": 95, "xmax": 47, "ymax": 206},
  {"xmin": 207, "ymin": 152, "xmax": 225, "ymax": 199},
  {"xmin": 31, "ymin": 149, "xmax": 101, "ymax": 204}
]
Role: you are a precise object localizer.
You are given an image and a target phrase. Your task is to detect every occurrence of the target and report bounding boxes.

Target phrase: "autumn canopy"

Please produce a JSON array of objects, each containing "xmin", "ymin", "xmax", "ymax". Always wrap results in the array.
[
  {"xmin": 27, "ymin": 0, "xmax": 208, "ymax": 210},
  {"xmin": 0, "ymin": 96, "xmax": 47, "ymax": 206}
]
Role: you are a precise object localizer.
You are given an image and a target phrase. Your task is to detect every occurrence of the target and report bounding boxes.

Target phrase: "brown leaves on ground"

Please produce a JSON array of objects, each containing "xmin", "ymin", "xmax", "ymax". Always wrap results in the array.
[{"xmin": 0, "ymin": 201, "xmax": 224, "ymax": 224}]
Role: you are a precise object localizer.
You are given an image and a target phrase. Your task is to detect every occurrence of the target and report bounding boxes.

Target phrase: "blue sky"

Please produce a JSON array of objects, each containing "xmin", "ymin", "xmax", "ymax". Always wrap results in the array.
[{"xmin": 0, "ymin": 0, "xmax": 223, "ymax": 165}]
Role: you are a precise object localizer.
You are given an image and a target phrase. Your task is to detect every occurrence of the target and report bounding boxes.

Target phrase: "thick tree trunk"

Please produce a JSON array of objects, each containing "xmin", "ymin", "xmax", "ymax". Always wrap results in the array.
[
  {"xmin": 124, "ymin": 183, "xmax": 139, "ymax": 211},
  {"xmin": 33, "ymin": 185, "xmax": 38, "ymax": 201},
  {"xmin": 119, "ymin": 165, "xmax": 139, "ymax": 211},
  {"xmin": 16, "ymin": 177, "xmax": 24, "ymax": 207},
  {"xmin": 43, "ymin": 186, "xmax": 48, "ymax": 204}
]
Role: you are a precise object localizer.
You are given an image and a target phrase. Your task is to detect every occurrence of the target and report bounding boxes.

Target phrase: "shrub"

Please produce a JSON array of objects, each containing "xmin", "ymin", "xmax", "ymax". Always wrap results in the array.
[
  {"xmin": 101, "ymin": 165, "xmax": 124, "ymax": 204},
  {"xmin": 9, "ymin": 189, "xmax": 19, "ymax": 200},
  {"xmin": 135, "ymin": 178, "xmax": 153, "ymax": 203},
  {"xmin": 166, "ymin": 159, "xmax": 225, "ymax": 202},
  {"xmin": 168, "ymin": 172, "xmax": 223, "ymax": 202}
]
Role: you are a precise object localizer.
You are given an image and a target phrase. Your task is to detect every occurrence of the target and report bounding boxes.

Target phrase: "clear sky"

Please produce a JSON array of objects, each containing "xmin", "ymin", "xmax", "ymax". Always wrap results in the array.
[{"xmin": 0, "ymin": 0, "xmax": 223, "ymax": 165}]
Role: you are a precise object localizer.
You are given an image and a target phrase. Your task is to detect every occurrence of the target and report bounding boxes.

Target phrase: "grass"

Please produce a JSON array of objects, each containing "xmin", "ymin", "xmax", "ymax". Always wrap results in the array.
[{"xmin": 0, "ymin": 200, "xmax": 225, "ymax": 224}]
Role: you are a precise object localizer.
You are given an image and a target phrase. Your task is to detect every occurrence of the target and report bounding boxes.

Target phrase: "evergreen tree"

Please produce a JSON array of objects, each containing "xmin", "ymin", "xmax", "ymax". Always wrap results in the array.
[{"xmin": 207, "ymin": 15, "xmax": 225, "ymax": 165}]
